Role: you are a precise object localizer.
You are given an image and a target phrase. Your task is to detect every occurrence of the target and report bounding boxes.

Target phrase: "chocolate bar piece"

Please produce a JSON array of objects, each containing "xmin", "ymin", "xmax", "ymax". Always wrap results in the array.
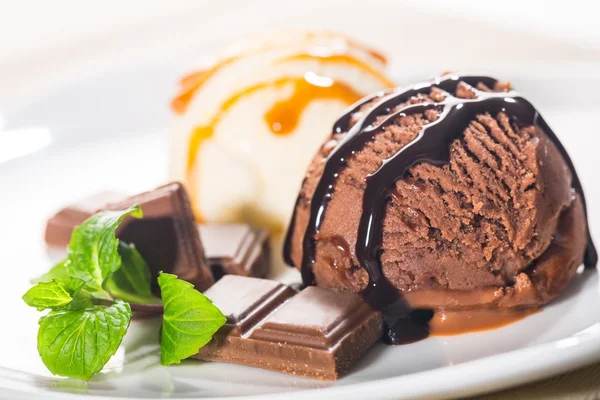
[
  {"xmin": 195, "ymin": 276, "xmax": 383, "ymax": 380},
  {"xmin": 199, "ymin": 224, "xmax": 270, "ymax": 280},
  {"xmin": 106, "ymin": 183, "xmax": 214, "ymax": 292},
  {"xmin": 45, "ymin": 191, "xmax": 125, "ymax": 247},
  {"xmin": 46, "ymin": 191, "xmax": 270, "ymax": 283}
]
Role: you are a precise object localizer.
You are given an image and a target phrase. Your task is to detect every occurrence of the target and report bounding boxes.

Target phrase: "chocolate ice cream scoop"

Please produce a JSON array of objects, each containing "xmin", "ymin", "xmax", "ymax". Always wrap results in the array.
[{"xmin": 284, "ymin": 74, "xmax": 596, "ymax": 343}]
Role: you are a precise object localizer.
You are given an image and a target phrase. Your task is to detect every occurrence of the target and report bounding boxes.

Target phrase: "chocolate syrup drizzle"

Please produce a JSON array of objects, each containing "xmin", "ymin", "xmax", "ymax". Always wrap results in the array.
[{"xmin": 284, "ymin": 75, "xmax": 597, "ymax": 344}]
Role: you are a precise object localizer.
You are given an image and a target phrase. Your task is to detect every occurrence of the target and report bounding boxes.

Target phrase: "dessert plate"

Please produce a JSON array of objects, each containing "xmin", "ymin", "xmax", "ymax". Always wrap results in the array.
[{"xmin": 0, "ymin": 65, "xmax": 599, "ymax": 400}]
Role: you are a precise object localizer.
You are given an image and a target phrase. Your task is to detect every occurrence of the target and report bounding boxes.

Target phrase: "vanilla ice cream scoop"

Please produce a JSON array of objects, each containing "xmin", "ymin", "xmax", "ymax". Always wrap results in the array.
[{"xmin": 169, "ymin": 32, "xmax": 394, "ymax": 270}]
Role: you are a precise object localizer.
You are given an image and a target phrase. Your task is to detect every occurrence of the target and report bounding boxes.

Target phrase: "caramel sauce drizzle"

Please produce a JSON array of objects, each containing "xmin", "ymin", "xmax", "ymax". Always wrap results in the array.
[
  {"xmin": 171, "ymin": 37, "xmax": 390, "ymax": 114},
  {"xmin": 186, "ymin": 76, "xmax": 363, "ymax": 170},
  {"xmin": 172, "ymin": 54, "xmax": 242, "ymax": 114},
  {"xmin": 264, "ymin": 76, "xmax": 365, "ymax": 135},
  {"xmin": 429, "ymin": 308, "xmax": 538, "ymax": 336}
]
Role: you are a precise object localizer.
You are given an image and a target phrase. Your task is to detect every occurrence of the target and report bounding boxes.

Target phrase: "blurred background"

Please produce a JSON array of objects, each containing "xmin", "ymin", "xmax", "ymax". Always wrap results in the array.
[{"xmin": 1, "ymin": 0, "xmax": 599, "ymax": 105}]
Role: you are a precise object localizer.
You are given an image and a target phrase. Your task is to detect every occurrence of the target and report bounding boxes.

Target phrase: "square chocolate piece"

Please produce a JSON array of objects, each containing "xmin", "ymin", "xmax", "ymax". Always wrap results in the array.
[
  {"xmin": 199, "ymin": 224, "xmax": 270, "ymax": 280},
  {"xmin": 195, "ymin": 276, "xmax": 382, "ymax": 380},
  {"xmin": 106, "ymin": 182, "xmax": 214, "ymax": 292},
  {"xmin": 43, "ymin": 188, "xmax": 271, "ymax": 289}
]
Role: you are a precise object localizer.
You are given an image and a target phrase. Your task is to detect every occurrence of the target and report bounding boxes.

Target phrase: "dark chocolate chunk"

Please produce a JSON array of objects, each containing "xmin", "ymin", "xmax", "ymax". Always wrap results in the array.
[
  {"xmin": 199, "ymin": 224, "xmax": 270, "ymax": 280},
  {"xmin": 105, "ymin": 182, "xmax": 214, "ymax": 292},
  {"xmin": 44, "ymin": 190, "xmax": 270, "ymax": 287},
  {"xmin": 195, "ymin": 276, "xmax": 382, "ymax": 380},
  {"xmin": 45, "ymin": 191, "xmax": 124, "ymax": 247}
]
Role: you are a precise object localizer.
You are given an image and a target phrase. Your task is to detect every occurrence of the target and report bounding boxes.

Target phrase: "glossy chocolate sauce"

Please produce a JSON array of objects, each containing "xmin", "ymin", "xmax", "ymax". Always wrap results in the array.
[{"xmin": 284, "ymin": 75, "xmax": 597, "ymax": 344}]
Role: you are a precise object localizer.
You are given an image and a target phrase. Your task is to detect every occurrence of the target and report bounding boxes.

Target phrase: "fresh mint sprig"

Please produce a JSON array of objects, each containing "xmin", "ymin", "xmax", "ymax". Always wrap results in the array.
[
  {"xmin": 24, "ymin": 206, "xmax": 142, "ymax": 380},
  {"xmin": 24, "ymin": 205, "xmax": 225, "ymax": 380}
]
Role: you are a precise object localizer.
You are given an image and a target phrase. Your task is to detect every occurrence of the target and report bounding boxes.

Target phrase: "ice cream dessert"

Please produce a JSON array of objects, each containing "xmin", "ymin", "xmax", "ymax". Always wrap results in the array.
[
  {"xmin": 284, "ymin": 74, "xmax": 597, "ymax": 342},
  {"xmin": 169, "ymin": 32, "xmax": 394, "ymax": 247}
]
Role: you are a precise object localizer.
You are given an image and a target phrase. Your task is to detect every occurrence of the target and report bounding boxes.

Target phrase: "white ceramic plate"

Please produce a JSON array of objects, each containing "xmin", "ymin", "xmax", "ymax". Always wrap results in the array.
[{"xmin": 0, "ymin": 66, "xmax": 599, "ymax": 400}]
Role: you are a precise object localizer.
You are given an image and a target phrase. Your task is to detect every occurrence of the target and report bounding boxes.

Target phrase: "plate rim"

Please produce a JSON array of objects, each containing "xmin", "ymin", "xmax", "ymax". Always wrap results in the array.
[{"xmin": 1, "ymin": 320, "xmax": 599, "ymax": 400}]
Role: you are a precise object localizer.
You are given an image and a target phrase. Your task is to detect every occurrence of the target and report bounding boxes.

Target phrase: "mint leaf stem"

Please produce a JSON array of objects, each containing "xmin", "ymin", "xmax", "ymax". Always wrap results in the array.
[
  {"xmin": 93, "ymin": 298, "xmax": 164, "ymax": 314},
  {"xmin": 25, "ymin": 205, "xmax": 226, "ymax": 381}
]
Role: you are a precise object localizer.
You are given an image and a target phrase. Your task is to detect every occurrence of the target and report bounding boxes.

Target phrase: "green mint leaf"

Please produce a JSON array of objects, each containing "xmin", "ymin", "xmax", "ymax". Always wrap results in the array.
[
  {"xmin": 105, "ymin": 242, "xmax": 160, "ymax": 305},
  {"xmin": 22, "ymin": 279, "xmax": 76, "ymax": 311},
  {"xmin": 29, "ymin": 260, "xmax": 110, "ymax": 310},
  {"xmin": 23, "ymin": 277, "xmax": 96, "ymax": 312},
  {"xmin": 67, "ymin": 206, "xmax": 143, "ymax": 290},
  {"xmin": 37, "ymin": 300, "xmax": 131, "ymax": 381},
  {"xmin": 158, "ymin": 273, "xmax": 226, "ymax": 366},
  {"xmin": 32, "ymin": 258, "xmax": 71, "ymax": 283},
  {"xmin": 57, "ymin": 283, "xmax": 96, "ymax": 311}
]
